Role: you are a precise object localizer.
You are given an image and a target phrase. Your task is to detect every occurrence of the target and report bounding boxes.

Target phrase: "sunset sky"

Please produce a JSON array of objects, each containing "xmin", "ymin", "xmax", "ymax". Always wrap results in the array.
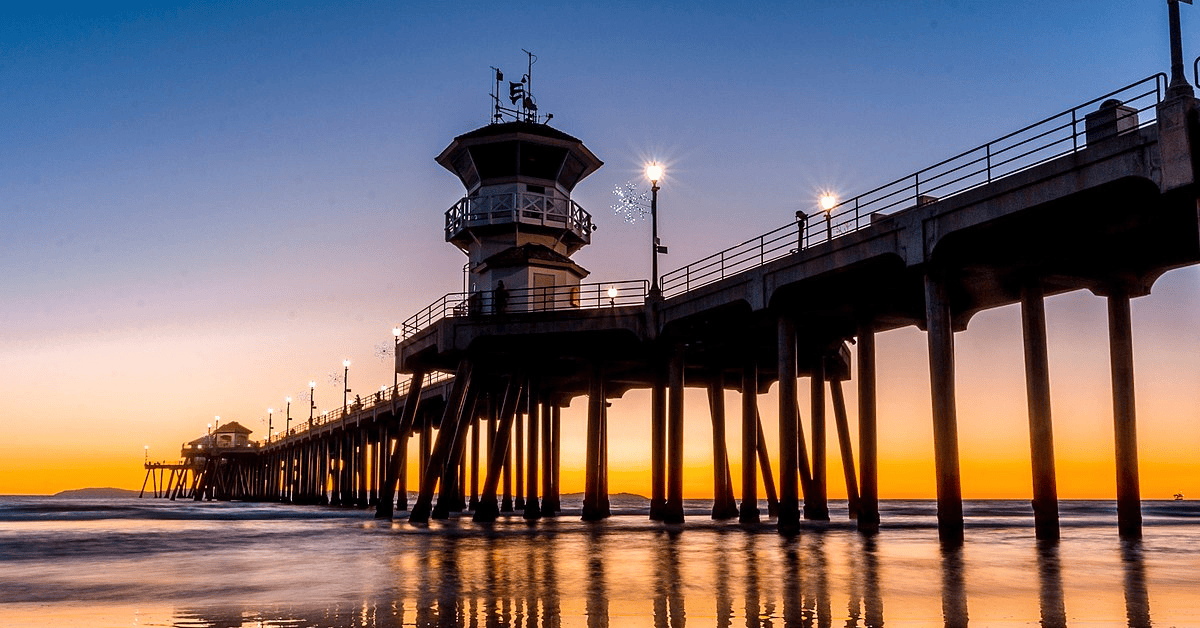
[{"xmin": 3, "ymin": 1, "xmax": 1198, "ymax": 499}]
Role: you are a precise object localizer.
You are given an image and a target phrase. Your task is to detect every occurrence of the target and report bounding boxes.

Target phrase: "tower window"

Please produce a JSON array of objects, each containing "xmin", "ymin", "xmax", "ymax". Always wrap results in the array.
[{"xmin": 526, "ymin": 184, "xmax": 546, "ymax": 195}]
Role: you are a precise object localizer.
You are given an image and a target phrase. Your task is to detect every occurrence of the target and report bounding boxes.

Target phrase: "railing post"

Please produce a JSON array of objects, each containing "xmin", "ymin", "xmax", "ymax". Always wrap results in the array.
[
  {"xmin": 1071, "ymin": 110, "xmax": 1079, "ymax": 152},
  {"xmin": 986, "ymin": 144, "xmax": 992, "ymax": 182},
  {"xmin": 914, "ymin": 172, "xmax": 920, "ymax": 198},
  {"xmin": 759, "ymin": 235, "xmax": 765, "ymax": 266},
  {"xmin": 720, "ymin": 251, "xmax": 725, "ymax": 279}
]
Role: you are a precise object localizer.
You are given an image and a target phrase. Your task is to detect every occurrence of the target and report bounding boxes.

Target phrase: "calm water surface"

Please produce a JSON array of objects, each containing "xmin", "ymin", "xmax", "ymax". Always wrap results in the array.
[{"xmin": 1, "ymin": 496, "xmax": 1198, "ymax": 627}]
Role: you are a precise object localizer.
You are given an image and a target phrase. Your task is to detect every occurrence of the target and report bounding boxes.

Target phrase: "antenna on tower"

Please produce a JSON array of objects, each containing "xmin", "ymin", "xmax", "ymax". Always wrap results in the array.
[{"xmin": 488, "ymin": 50, "xmax": 549, "ymax": 125}]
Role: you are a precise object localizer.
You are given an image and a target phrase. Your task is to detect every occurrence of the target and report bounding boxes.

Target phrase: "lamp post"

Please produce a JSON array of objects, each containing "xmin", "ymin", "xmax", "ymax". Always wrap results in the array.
[
  {"xmin": 820, "ymin": 194, "xmax": 837, "ymax": 241},
  {"xmin": 144, "ymin": 445, "xmax": 149, "ymax": 465},
  {"xmin": 607, "ymin": 285, "xmax": 618, "ymax": 307},
  {"xmin": 309, "ymin": 381, "xmax": 316, "ymax": 426},
  {"xmin": 343, "ymin": 359, "xmax": 351, "ymax": 410},
  {"xmin": 646, "ymin": 163, "xmax": 665, "ymax": 298},
  {"xmin": 392, "ymin": 326, "xmax": 402, "ymax": 390},
  {"xmin": 285, "ymin": 397, "xmax": 292, "ymax": 436},
  {"xmin": 267, "ymin": 408, "xmax": 274, "ymax": 443},
  {"xmin": 1168, "ymin": 0, "xmax": 1194, "ymax": 98}
]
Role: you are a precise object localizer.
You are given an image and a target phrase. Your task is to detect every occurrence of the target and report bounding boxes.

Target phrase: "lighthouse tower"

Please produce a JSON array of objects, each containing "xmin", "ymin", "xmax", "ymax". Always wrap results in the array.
[{"xmin": 435, "ymin": 63, "xmax": 603, "ymax": 314}]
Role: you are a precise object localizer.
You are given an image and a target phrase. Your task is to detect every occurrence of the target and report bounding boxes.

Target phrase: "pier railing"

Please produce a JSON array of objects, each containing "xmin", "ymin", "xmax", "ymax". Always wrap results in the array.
[
  {"xmin": 402, "ymin": 279, "xmax": 650, "ymax": 339},
  {"xmin": 660, "ymin": 73, "xmax": 1167, "ymax": 298},
  {"xmin": 264, "ymin": 370, "xmax": 454, "ymax": 445}
]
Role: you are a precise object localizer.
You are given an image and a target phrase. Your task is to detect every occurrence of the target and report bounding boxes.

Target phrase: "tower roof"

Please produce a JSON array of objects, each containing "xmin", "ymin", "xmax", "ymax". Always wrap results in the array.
[{"xmin": 435, "ymin": 121, "xmax": 603, "ymax": 194}]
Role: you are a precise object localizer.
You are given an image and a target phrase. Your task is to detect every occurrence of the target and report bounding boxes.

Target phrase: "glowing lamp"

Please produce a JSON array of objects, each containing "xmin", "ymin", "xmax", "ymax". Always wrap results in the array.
[{"xmin": 645, "ymin": 163, "xmax": 663, "ymax": 183}]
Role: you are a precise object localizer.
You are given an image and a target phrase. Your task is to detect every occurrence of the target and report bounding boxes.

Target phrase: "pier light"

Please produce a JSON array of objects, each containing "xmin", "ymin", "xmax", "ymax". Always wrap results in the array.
[
  {"xmin": 285, "ymin": 397, "xmax": 292, "ymax": 434},
  {"xmin": 607, "ymin": 285, "xmax": 618, "ymax": 306},
  {"xmin": 392, "ymin": 326, "xmax": 402, "ymax": 388},
  {"xmin": 267, "ymin": 408, "xmax": 274, "ymax": 443},
  {"xmin": 144, "ymin": 445, "xmax": 149, "ymax": 463},
  {"xmin": 819, "ymin": 193, "xmax": 837, "ymax": 240},
  {"xmin": 645, "ymin": 162, "xmax": 666, "ymax": 297},
  {"xmin": 309, "ymin": 380, "xmax": 316, "ymax": 424},
  {"xmin": 343, "ymin": 359, "xmax": 351, "ymax": 410}
]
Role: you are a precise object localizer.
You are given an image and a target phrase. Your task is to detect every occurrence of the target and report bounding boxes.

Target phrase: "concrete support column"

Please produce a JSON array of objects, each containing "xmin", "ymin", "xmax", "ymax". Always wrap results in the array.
[
  {"xmin": 830, "ymin": 379, "xmax": 861, "ymax": 519},
  {"xmin": 502, "ymin": 409, "xmax": 514, "ymax": 513},
  {"xmin": 1108, "ymin": 289, "xmax": 1142, "ymax": 538},
  {"xmin": 541, "ymin": 400, "xmax": 555, "ymax": 516},
  {"xmin": 583, "ymin": 364, "xmax": 611, "ymax": 520},
  {"xmin": 857, "ymin": 321, "xmax": 880, "ymax": 532},
  {"xmin": 515, "ymin": 407, "xmax": 525, "ymax": 511},
  {"xmin": 524, "ymin": 381, "xmax": 541, "ymax": 520},
  {"xmin": 1021, "ymin": 279, "xmax": 1060, "ymax": 540},
  {"xmin": 665, "ymin": 350, "xmax": 686, "ymax": 524},
  {"xmin": 806, "ymin": 355, "xmax": 830, "ymax": 521},
  {"xmin": 740, "ymin": 358, "xmax": 760, "ymax": 524},
  {"xmin": 469, "ymin": 410, "xmax": 481, "ymax": 511},
  {"xmin": 777, "ymin": 316, "xmax": 801, "ymax": 531},
  {"xmin": 708, "ymin": 375, "xmax": 737, "ymax": 519},
  {"xmin": 650, "ymin": 367, "xmax": 668, "ymax": 520},
  {"xmin": 925, "ymin": 272, "xmax": 964, "ymax": 543},
  {"xmin": 551, "ymin": 404, "xmax": 562, "ymax": 512}
]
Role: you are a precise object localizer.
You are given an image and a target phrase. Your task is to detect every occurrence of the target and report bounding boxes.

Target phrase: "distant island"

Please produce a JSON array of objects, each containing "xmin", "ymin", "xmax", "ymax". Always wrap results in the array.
[{"xmin": 53, "ymin": 487, "xmax": 140, "ymax": 498}]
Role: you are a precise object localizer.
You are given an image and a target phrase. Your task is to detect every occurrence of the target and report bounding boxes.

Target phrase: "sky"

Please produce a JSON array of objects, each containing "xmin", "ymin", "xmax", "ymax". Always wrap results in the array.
[{"xmin": 2, "ymin": 1, "xmax": 1198, "ymax": 498}]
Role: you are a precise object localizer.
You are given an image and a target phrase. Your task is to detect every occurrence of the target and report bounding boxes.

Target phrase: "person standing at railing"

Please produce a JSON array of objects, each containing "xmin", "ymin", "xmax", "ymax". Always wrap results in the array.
[{"xmin": 494, "ymin": 280, "xmax": 509, "ymax": 314}]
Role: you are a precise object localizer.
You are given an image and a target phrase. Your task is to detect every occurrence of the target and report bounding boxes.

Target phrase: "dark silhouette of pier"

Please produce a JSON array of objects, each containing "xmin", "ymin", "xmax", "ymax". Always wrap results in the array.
[{"xmin": 155, "ymin": 13, "xmax": 1200, "ymax": 543}]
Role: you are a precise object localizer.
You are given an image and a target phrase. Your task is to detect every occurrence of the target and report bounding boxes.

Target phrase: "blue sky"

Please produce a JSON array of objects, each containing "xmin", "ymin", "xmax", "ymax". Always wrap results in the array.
[{"xmin": 3, "ymin": 1, "xmax": 1198, "ymax": 493}]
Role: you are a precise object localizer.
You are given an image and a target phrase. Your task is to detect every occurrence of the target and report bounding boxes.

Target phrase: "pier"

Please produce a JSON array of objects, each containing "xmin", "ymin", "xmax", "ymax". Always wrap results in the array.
[{"xmin": 151, "ymin": 28, "xmax": 1200, "ymax": 543}]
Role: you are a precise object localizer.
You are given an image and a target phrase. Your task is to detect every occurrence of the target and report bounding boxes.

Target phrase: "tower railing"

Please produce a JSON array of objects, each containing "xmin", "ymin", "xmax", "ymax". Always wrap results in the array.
[
  {"xmin": 660, "ymin": 73, "xmax": 1167, "ymax": 298},
  {"xmin": 445, "ymin": 191, "xmax": 594, "ymax": 243},
  {"xmin": 402, "ymin": 279, "xmax": 650, "ymax": 339}
]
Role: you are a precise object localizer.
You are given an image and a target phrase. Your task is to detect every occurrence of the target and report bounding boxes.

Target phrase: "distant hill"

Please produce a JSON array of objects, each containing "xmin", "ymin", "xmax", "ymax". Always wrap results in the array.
[{"xmin": 53, "ymin": 487, "xmax": 140, "ymax": 498}]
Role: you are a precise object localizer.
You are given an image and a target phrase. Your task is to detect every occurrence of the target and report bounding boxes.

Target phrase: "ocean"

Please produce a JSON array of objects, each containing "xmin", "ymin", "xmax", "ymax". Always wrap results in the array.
[{"xmin": 1, "ymin": 495, "xmax": 1197, "ymax": 627}]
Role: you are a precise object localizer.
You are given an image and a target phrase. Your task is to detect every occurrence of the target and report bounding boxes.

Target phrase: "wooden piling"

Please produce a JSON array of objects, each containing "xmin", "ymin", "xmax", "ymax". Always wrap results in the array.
[
  {"xmin": 409, "ymin": 361, "xmax": 473, "ymax": 524},
  {"xmin": 474, "ymin": 375, "xmax": 525, "ymax": 522},
  {"xmin": 541, "ymin": 400, "xmax": 555, "ymax": 516}
]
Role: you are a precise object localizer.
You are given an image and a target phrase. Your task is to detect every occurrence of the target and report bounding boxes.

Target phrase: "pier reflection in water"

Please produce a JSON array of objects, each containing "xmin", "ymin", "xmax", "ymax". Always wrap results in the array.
[
  {"xmin": 159, "ymin": 515, "xmax": 1195, "ymax": 628},
  {"xmin": 5, "ymin": 499, "xmax": 1200, "ymax": 627}
]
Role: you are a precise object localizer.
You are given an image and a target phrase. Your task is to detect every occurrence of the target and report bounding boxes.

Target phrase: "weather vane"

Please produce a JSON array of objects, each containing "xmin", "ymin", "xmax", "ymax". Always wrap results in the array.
[
  {"xmin": 610, "ymin": 181, "xmax": 651, "ymax": 223},
  {"xmin": 490, "ymin": 49, "xmax": 552, "ymax": 124}
]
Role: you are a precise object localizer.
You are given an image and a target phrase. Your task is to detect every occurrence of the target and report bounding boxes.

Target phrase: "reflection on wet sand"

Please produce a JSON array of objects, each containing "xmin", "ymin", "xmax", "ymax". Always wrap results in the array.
[
  {"xmin": 1036, "ymin": 539, "xmax": 1066, "ymax": 628},
  {"xmin": 166, "ymin": 519, "xmax": 1176, "ymax": 628},
  {"xmin": 1122, "ymin": 539, "xmax": 1151, "ymax": 628},
  {"xmin": 940, "ymin": 542, "xmax": 967, "ymax": 628}
]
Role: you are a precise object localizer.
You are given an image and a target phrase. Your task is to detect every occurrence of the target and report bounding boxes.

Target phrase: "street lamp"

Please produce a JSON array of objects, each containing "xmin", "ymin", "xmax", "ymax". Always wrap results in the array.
[
  {"xmin": 343, "ymin": 359, "xmax": 351, "ymax": 410},
  {"xmin": 267, "ymin": 408, "xmax": 274, "ymax": 443},
  {"xmin": 646, "ymin": 163, "xmax": 666, "ymax": 297},
  {"xmin": 607, "ymin": 285, "xmax": 618, "ymax": 307},
  {"xmin": 285, "ymin": 397, "xmax": 292, "ymax": 436},
  {"xmin": 309, "ymin": 380, "xmax": 316, "ymax": 426},
  {"xmin": 144, "ymin": 445, "xmax": 149, "ymax": 464},
  {"xmin": 820, "ymin": 194, "xmax": 837, "ymax": 240},
  {"xmin": 392, "ymin": 326, "xmax": 402, "ymax": 390}
]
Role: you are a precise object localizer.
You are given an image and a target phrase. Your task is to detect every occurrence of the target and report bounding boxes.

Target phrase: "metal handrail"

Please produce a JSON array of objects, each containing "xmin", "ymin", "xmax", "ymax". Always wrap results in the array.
[
  {"xmin": 263, "ymin": 370, "xmax": 454, "ymax": 445},
  {"xmin": 660, "ymin": 73, "xmax": 1167, "ymax": 297},
  {"xmin": 401, "ymin": 279, "xmax": 650, "ymax": 339},
  {"xmin": 445, "ymin": 191, "xmax": 594, "ymax": 242}
]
